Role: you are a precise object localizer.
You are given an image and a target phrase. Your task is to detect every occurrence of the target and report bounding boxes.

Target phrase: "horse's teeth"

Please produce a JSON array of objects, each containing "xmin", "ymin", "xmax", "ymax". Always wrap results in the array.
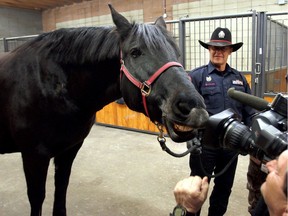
[{"xmin": 174, "ymin": 124, "xmax": 193, "ymax": 132}]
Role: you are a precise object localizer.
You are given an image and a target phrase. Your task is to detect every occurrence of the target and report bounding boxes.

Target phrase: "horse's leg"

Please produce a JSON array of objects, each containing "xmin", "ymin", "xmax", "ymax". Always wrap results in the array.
[
  {"xmin": 53, "ymin": 142, "xmax": 83, "ymax": 216},
  {"xmin": 21, "ymin": 152, "xmax": 50, "ymax": 216}
]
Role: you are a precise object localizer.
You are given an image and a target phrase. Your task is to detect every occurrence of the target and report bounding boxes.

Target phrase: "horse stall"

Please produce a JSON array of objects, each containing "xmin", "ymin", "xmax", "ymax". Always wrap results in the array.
[
  {"xmin": 0, "ymin": 4, "xmax": 210, "ymax": 216},
  {"xmin": 0, "ymin": 2, "xmax": 287, "ymax": 216}
]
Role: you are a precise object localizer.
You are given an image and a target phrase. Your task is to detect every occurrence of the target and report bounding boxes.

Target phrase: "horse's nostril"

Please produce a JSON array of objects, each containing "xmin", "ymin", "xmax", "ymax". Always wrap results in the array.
[
  {"xmin": 173, "ymin": 92, "xmax": 198, "ymax": 117},
  {"xmin": 177, "ymin": 101, "xmax": 193, "ymax": 115}
]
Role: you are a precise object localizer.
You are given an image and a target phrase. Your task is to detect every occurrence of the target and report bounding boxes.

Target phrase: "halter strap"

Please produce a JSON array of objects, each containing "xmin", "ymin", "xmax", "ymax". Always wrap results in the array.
[{"xmin": 120, "ymin": 55, "xmax": 183, "ymax": 117}]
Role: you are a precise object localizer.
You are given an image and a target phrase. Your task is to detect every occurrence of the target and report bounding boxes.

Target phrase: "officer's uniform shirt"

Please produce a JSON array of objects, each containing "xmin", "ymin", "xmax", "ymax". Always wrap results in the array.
[{"xmin": 188, "ymin": 61, "xmax": 255, "ymax": 126}]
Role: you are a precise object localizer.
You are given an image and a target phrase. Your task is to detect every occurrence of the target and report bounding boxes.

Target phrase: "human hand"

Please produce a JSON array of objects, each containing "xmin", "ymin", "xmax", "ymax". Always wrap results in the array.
[
  {"xmin": 173, "ymin": 176, "xmax": 209, "ymax": 213},
  {"xmin": 261, "ymin": 150, "xmax": 288, "ymax": 216}
]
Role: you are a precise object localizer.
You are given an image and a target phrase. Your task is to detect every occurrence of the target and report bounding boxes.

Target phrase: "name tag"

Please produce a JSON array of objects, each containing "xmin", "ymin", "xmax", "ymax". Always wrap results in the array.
[{"xmin": 204, "ymin": 82, "xmax": 216, "ymax": 87}]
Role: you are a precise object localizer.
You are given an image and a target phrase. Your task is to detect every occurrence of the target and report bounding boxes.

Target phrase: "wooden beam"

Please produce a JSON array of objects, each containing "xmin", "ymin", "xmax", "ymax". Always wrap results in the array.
[{"xmin": 0, "ymin": 0, "xmax": 86, "ymax": 11}]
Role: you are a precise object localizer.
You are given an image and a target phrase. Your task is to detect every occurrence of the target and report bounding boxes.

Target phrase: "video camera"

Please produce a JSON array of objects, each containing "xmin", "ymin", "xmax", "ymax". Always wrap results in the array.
[{"xmin": 201, "ymin": 88, "xmax": 288, "ymax": 162}]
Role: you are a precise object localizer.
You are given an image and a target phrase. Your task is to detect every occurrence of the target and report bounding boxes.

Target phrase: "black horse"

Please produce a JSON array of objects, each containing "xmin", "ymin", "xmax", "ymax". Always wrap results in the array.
[{"xmin": 0, "ymin": 5, "xmax": 208, "ymax": 216}]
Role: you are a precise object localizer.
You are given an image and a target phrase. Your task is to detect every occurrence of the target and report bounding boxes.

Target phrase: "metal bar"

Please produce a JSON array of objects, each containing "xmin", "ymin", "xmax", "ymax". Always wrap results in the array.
[
  {"xmin": 273, "ymin": 15, "xmax": 277, "ymax": 73},
  {"xmin": 5, "ymin": 35, "xmax": 39, "ymax": 40},
  {"xmin": 251, "ymin": 10, "xmax": 257, "ymax": 95},
  {"xmin": 266, "ymin": 12, "xmax": 288, "ymax": 16},
  {"xmin": 191, "ymin": 22, "xmax": 197, "ymax": 67},
  {"xmin": 181, "ymin": 12, "xmax": 254, "ymax": 22},
  {"xmin": 3, "ymin": 38, "xmax": 8, "ymax": 52},
  {"xmin": 247, "ymin": 17, "xmax": 250, "ymax": 72},
  {"xmin": 258, "ymin": 12, "xmax": 267, "ymax": 98},
  {"xmin": 178, "ymin": 19, "xmax": 186, "ymax": 67},
  {"xmin": 241, "ymin": 16, "xmax": 244, "ymax": 71}
]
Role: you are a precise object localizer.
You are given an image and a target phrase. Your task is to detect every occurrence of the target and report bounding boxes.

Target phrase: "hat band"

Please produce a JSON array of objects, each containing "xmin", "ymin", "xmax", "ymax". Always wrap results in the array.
[{"xmin": 210, "ymin": 39, "xmax": 232, "ymax": 44}]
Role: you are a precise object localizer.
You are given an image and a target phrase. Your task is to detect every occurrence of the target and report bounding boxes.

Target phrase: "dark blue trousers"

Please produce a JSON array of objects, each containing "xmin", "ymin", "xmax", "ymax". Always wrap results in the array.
[{"xmin": 189, "ymin": 147, "xmax": 238, "ymax": 216}]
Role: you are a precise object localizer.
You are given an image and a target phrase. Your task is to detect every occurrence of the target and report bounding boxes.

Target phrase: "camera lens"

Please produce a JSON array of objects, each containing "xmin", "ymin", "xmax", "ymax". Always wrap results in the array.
[{"xmin": 223, "ymin": 120, "xmax": 253, "ymax": 155}]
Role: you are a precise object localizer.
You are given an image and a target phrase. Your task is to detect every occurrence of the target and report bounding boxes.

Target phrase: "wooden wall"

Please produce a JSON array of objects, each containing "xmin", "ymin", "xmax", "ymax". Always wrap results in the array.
[
  {"xmin": 42, "ymin": 0, "xmax": 178, "ymax": 31},
  {"xmin": 265, "ymin": 67, "xmax": 288, "ymax": 94},
  {"xmin": 96, "ymin": 102, "xmax": 159, "ymax": 133}
]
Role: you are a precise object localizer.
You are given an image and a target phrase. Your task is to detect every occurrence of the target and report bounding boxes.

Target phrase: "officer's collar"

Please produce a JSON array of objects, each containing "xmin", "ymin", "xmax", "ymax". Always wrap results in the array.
[{"xmin": 208, "ymin": 61, "xmax": 234, "ymax": 75}]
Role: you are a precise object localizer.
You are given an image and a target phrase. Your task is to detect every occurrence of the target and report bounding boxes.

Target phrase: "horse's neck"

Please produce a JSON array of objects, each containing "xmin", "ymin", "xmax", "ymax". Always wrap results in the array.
[
  {"xmin": 0, "ymin": 52, "xmax": 9, "ymax": 58},
  {"xmin": 64, "ymin": 56, "xmax": 122, "ymax": 112},
  {"xmin": 0, "ymin": 52, "xmax": 10, "ymax": 64}
]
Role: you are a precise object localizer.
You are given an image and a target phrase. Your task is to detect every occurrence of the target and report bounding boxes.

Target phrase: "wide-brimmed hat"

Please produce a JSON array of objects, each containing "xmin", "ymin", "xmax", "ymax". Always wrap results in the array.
[{"xmin": 199, "ymin": 27, "xmax": 243, "ymax": 52}]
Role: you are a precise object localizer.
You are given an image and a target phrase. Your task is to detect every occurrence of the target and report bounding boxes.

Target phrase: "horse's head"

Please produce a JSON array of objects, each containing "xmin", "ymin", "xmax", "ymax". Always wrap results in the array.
[{"xmin": 109, "ymin": 5, "xmax": 209, "ymax": 142}]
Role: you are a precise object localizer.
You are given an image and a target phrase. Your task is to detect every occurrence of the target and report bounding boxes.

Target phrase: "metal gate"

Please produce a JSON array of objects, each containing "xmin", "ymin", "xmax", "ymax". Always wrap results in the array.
[
  {"xmin": 258, "ymin": 12, "xmax": 287, "ymax": 98},
  {"xmin": 166, "ymin": 11, "xmax": 287, "ymax": 98},
  {"xmin": 1, "ymin": 11, "xmax": 287, "ymax": 98}
]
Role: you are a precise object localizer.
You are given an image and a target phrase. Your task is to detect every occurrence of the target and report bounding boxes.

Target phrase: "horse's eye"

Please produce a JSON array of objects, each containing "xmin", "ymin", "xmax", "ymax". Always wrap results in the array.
[{"xmin": 130, "ymin": 49, "xmax": 142, "ymax": 58}]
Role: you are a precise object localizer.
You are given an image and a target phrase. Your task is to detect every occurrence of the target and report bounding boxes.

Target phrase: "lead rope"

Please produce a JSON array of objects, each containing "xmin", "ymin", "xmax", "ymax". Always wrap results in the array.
[
  {"xmin": 155, "ymin": 122, "xmax": 238, "ymax": 178},
  {"xmin": 155, "ymin": 122, "xmax": 199, "ymax": 158}
]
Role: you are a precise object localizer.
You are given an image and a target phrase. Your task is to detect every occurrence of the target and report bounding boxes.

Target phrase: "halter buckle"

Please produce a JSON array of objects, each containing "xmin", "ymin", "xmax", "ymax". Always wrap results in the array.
[{"xmin": 141, "ymin": 82, "xmax": 151, "ymax": 96}]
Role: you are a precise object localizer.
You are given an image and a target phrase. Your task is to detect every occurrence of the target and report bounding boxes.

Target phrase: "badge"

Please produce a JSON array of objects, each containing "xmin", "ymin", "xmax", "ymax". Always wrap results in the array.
[
  {"xmin": 206, "ymin": 76, "xmax": 212, "ymax": 82},
  {"xmin": 205, "ymin": 76, "xmax": 216, "ymax": 86},
  {"xmin": 218, "ymin": 31, "xmax": 225, "ymax": 38}
]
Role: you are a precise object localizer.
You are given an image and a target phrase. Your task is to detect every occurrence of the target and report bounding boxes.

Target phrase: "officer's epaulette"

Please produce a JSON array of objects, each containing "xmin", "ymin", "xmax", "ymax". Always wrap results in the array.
[{"xmin": 190, "ymin": 65, "xmax": 208, "ymax": 73}]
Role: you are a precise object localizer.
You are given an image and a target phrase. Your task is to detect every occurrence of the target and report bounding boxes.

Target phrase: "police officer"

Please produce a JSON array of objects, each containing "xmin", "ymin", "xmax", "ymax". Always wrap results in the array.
[{"xmin": 187, "ymin": 27, "xmax": 255, "ymax": 216}]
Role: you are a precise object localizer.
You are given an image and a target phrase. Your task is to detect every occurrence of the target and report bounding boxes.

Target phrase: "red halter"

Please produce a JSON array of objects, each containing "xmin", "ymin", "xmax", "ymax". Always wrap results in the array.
[{"xmin": 120, "ymin": 55, "xmax": 183, "ymax": 117}]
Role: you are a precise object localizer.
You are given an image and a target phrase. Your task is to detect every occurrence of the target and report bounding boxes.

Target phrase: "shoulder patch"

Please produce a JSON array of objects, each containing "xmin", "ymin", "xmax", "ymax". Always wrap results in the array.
[{"xmin": 232, "ymin": 79, "xmax": 244, "ymax": 85}]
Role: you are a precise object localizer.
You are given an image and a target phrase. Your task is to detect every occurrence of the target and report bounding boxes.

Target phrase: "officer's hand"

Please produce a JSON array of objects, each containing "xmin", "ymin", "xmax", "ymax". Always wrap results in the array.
[{"xmin": 173, "ymin": 176, "xmax": 209, "ymax": 213}]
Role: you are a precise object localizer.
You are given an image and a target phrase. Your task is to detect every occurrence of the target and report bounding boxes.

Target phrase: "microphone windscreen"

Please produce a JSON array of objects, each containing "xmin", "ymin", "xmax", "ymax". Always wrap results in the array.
[{"xmin": 228, "ymin": 88, "xmax": 269, "ymax": 111}]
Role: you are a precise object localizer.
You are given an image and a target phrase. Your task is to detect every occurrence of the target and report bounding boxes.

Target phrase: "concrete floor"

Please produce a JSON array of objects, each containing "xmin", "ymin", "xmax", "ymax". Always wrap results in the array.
[{"xmin": 0, "ymin": 124, "xmax": 250, "ymax": 216}]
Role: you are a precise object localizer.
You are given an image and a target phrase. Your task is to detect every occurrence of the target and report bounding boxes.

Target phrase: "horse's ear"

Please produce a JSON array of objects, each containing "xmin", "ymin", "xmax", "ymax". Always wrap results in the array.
[
  {"xmin": 108, "ymin": 4, "xmax": 132, "ymax": 39},
  {"xmin": 155, "ymin": 16, "xmax": 166, "ymax": 29}
]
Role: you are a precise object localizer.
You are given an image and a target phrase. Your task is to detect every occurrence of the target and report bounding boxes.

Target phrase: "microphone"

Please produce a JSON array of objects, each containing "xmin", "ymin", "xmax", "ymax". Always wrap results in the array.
[{"xmin": 227, "ymin": 88, "xmax": 269, "ymax": 111}]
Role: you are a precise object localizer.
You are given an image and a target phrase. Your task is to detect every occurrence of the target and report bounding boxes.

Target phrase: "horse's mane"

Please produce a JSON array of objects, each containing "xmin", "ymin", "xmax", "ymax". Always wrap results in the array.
[
  {"xmin": 130, "ymin": 23, "xmax": 180, "ymax": 56},
  {"xmin": 12, "ymin": 21, "xmax": 179, "ymax": 64},
  {"xmin": 13, "ymin": 26, "xmax": 120, "ymax": 64}
]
